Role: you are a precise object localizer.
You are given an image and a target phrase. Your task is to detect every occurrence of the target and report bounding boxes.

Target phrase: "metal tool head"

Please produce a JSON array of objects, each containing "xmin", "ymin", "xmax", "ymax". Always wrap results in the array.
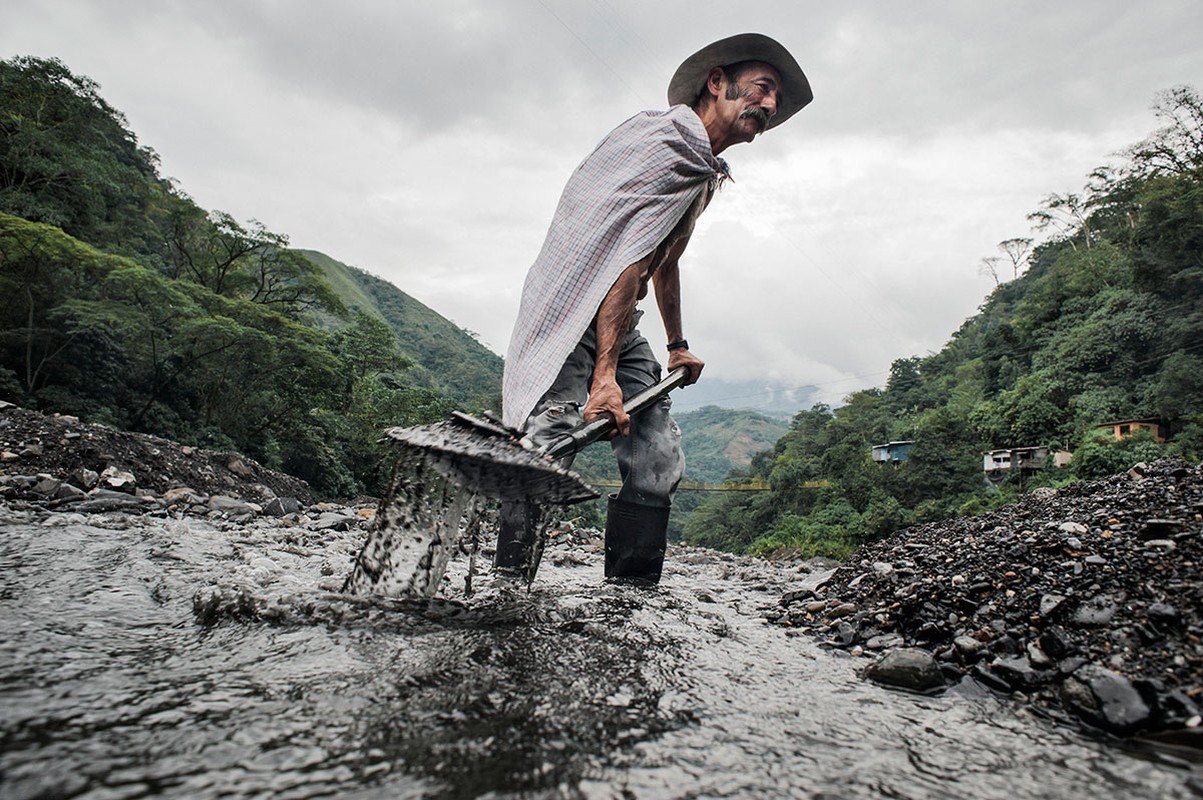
[{"xmin": 382, "ymin": 413, "xmax": 599, "ymax": 505}]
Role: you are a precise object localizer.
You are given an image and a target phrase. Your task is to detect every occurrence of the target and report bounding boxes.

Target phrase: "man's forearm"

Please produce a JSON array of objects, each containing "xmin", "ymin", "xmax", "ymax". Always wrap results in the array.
[
  {"xmin": 653, "ymin": 259, "xmax": 684, "ymax": 344},
  {"xmin": 584, "ymin": 257, "xmax": 654, "ymax": 436},
  {"xmin": 594, "ymin": 258, "xmax": 651, "ymax": 382},
  {"xmin": 652, "ymin": 248, "xmax": 705, "ymax": 386}
]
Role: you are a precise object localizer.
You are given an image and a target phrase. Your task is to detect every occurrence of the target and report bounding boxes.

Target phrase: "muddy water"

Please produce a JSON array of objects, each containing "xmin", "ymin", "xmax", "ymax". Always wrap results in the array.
[{"xmin": 1, "ymin": 506, "xmax": 1196, "ymax": 799}]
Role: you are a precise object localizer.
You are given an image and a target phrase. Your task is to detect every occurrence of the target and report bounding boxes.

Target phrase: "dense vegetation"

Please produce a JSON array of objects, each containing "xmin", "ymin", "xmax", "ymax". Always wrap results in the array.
[
  {"xmin": 0, "ymin": 56, "xmax": 501, "ymax": 497},
  {"xmin": 682, "ymin": 85, "xmax": 1203, "ymax": 560}
]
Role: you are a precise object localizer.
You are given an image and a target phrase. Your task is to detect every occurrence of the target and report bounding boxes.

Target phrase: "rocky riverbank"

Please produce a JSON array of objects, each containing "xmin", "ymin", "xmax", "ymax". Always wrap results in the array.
[
  {"xmin": 0, "ymin": 402, "xmax": 316, "ymax": 517},
  {"xmin": 773, "ymin": 458, "xmax": 1203, "ymax": 743}
]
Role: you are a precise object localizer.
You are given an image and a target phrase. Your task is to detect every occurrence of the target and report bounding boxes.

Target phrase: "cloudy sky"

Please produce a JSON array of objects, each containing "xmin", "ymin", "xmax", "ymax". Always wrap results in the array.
[{"xmin": 5, "ymin": 1, "xmax": 1202, "ymax": 413}]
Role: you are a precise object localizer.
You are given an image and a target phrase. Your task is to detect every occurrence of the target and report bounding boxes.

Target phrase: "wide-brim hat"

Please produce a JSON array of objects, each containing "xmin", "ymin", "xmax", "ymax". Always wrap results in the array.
[{"xmin": 667, "ymin": 33, "xmax": 812, "ymax": 130}]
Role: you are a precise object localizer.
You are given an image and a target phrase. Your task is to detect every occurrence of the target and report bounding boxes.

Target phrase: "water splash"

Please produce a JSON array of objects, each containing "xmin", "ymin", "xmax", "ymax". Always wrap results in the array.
[{"xmin": 344, "ymin": 451, "xmax": 486, "ymax": 598}]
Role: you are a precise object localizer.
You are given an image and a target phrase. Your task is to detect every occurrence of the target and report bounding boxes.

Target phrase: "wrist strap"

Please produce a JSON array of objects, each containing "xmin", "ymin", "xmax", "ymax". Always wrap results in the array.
[{"xmin": 666, "ymin": 339, "xmax": 689, "ymax": 351}]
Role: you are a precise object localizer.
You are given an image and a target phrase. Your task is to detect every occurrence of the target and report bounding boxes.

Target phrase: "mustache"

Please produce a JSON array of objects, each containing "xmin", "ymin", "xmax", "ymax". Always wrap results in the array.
[{"xmin": 739, "ymin": 106, "xmax": 770, "ymax": 132}]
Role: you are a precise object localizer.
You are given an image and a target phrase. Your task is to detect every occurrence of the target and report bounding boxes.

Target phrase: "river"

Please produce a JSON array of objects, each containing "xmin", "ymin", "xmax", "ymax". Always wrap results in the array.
[{"xmin": 1, "ymin": 505, "xmax": 1195, "ymax": 798}]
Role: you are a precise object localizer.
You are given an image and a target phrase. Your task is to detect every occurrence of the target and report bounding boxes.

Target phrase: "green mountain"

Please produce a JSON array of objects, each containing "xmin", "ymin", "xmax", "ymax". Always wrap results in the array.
[
  {"xmin": 675, "ymin": 405, "xmax": 789, "ymax": 482},
  {"xmin": 299, "ymin": 250, "xmax": 501, "ymax": 410}
]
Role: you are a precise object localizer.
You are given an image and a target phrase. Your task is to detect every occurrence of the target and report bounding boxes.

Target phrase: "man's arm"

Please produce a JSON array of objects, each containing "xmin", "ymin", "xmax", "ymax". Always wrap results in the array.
[
  {"xmin": 583, "ymin": 255, "xmax": 654, "ymax": 437},
  {"xmin": 652, "ymin": 237, "xmax": 705, "ymax": 386}
]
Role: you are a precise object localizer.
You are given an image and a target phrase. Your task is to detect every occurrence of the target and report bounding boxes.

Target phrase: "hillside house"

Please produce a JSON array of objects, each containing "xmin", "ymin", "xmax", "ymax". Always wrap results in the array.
[
  {"xmin": 983, "ymin": 446, "xmax": 1050, "ymax": 483},
  {"xmin": 1095, "ymin": 419, "xmax": 1165, "ymax": 443},
  {"xmin": 871, "ymin": 440, "xmax": 914, "ymax": 464}
]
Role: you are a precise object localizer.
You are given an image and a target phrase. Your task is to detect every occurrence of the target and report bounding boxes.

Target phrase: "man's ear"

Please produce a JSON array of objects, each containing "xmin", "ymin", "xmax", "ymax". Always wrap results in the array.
[{"xmin": 705, "ymin": 67, "xmax": 725, "ymax": 99}]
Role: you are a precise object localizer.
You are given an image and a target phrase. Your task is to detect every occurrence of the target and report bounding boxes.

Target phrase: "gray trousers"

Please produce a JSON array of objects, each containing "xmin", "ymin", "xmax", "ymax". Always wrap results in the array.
[{"xmin": 521, "ymin": 312, "xmax": 685, "ymax": 507}]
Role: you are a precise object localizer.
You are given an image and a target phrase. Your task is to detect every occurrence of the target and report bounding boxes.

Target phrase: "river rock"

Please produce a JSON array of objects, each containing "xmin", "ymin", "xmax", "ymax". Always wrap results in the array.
[
  {"xmin": 314, "ymin": 510, "xmax": 360, "ymax": 531},
  {"xmin": 1071, "ymin": 595, "xmax": 1117, "ymax": 627},
  {"xmin": 101, "ymin": 466, "xmax": 137, "ymax": 493},
  {"xmin": 33, "ymin": 476, "xmax": 62, "ymax": 496},
  {"xmin": 53, "ymin": 483, "xmax": 87, "ymax": 502},
  {"xmin": 990, "ymin": 656, "xmax": 1049, "ymax": 691},
  {"xmin": 208, "ymin": 495, "xmax": 257, "ymax": 515},
  {"xmin": 1060, "ymin": 665, "xmax": 1152, "ymax": 735},
  {"xmin": 954, "ymin": 635, "xmax": 986, "ymax": 659},
  {"xmin": 264, "ymin": 496, "xmax": 302, "ymax": 517},
  {"xmin": 75, "ymin": 488, "xmax": 150, "ymax": 512},
  {"xmin": 72, "ymin": 467, "xmax": 99, "ymax": 489},
  {"xmin": 864, "ymin": 648, "xmax": 944, "ymax": 693},
  {"xmin": 1039, "ymin": 594, "xmax": 1067, "ymax": 617},
  {"xmin": 226, "ymin": 457, "xmax": 254, "ymax": 479},
  {"xmin": 164, "ymin": 486, "xmax": 202, "ymax": 505},
  {"xmin": 1146, "ymin": 602, "xmax": 1181, "ymax": 626}
]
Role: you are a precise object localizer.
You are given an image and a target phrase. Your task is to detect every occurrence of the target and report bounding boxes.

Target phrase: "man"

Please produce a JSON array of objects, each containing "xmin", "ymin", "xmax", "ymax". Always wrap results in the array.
[{"xmin": 500, "ymin": 33, "xmax": 812, "ymax": 584}]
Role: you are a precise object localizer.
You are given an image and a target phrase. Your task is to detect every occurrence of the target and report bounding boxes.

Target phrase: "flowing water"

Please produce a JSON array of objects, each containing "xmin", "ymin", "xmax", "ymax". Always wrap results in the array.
[{"xmin": 1, "ymin": 505, "xmax": 1198, "ymax": 799}]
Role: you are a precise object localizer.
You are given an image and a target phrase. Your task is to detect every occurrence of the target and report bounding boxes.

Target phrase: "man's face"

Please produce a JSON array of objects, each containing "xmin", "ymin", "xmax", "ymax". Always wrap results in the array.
[{"xmin": 715, "ymin": 62, "xmax": 782, "ymax": 146}]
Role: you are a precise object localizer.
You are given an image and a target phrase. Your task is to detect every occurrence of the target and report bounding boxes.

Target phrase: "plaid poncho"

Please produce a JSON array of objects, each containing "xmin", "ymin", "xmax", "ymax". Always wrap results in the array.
[{"xmin": 502, "ymin": 105, "xmax": 728, "ymax": 429}]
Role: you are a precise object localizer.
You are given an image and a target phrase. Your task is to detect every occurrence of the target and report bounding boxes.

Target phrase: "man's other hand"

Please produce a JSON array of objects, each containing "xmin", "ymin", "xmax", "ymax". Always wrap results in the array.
[{"xmin": 668, "ymin": 348, "xmax": 705, "ymax": 386}]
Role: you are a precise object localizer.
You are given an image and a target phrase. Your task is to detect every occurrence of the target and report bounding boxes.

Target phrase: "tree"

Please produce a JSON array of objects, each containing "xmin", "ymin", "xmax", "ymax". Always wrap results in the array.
[
  {"xmin": 166, "ymin": 210, "xmax": 342, "ymax": 317},
  {"xmin": 979, "ymin": 256, "xmax": 1002, "ymax": 287},
  {"xmin": 0, "ymin": 56, "xmax": 164, "ymax": 257},
  {"xmin": 0, "ymin": 213, "xmax": 120, "ymax": 397},
  {"xmin": 1028, "ymin": 192, "xmax": 1092, "ymax": 250},
  {"xmin": 998, "ymin": 238, "xmax": 1032, "ymax": 280},
  {"xmin": 1127, "ymin": 85, "xmax": 1203, "ymax": 178}
]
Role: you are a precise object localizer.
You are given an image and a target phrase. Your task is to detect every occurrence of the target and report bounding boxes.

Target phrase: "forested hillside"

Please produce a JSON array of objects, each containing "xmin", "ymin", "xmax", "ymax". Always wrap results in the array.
[
  {"xmin": 683, "ymin": 85, "xmax": 1203, "ymax": 559},
  {"xmin": 0, "ymin": 56, "xmax": 499, "ymax": 497},
  {"xmin": 299, "ymin": 250, "xmax": 502, "ymax": 411}
]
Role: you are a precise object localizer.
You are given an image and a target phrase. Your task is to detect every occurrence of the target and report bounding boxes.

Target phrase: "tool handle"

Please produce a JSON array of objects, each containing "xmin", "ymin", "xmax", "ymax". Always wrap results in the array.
[{"xmin": 543, "ymin": 367, "xmax": 690, "ymax": 460}]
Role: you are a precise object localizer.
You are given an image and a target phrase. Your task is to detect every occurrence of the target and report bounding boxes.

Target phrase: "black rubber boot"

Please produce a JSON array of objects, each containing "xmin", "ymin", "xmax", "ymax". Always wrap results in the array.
[
  {"xmin": 494, "ymin": 500, "xmax": 539, "ymax": 579},
  {"xmin": 604, "ymin": 495, "xmax": 670, "ymax": 584}
]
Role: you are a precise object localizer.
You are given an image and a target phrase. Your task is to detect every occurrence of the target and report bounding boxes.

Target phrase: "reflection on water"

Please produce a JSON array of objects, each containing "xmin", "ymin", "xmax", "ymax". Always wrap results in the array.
[{"xmin": 0, "ymin": 507, "xmax": 1197, "ymax": 799}]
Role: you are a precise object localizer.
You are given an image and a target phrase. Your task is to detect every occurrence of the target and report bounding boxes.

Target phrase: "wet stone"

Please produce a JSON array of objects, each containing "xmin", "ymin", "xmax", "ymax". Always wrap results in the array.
[
  {"xmin": 771, "ymin": 459, "xmax": 1203, "ymax": 739},
  {"xmin": 864, "ymin": 648, "xmax": 945, "ymax": 694},
  {"xmin": 264, "ymin": 496, "xmax": 302, "ymax": 517},
  {"xmin": 1062, "ymin": 665, "xmax": 1153, "ymax": 735},
  {"xmin": 991, "ymin": 656, "xmax": 1048, "ymax": 691},
  {"xmin": 1071, "ymin": 596, "xmax": 1118, "ymax": 627},
  {"xmin": 1143, "ymin": 539, "xmax": 1176, "ymax": 552},
  {"xmin": 314, "ymin": 511, "xmax": 360, "ymax": 531},
  {"xmin": 208, "ymin": 495, "xmax": 257, "ymax": 515},
  {"xmin": 954, "ymin": 635, "xmax": 986, "ymax": 659},
  {"xmin": 1147, "ymin": 602, "xmax": 1181, "ymax": 626},
  {"xmin": 1026, "ymin": 642, "xmax": 1054, "ymax": 669},
  {"xmin": 865, "ymin": 633, "xmax": 906, "ymax": 650},
  {"xmin": 1140, "ymin": 519, "xmax": 1185, "ymax": 540},
  {"xmin": 1039, "ymin": 593, "xmax": 1068, "ymax": 616}
]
